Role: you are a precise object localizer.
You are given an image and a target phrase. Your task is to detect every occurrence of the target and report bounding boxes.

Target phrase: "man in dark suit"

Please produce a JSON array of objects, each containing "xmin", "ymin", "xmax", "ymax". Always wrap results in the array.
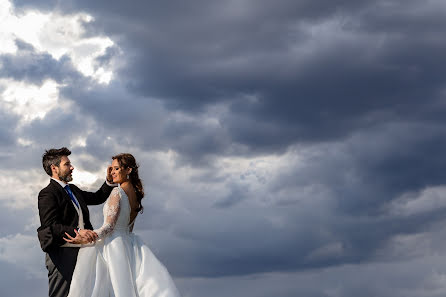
[{"xmin": 37, "ymin": 147, "xmax": 115, "ymax": 297}]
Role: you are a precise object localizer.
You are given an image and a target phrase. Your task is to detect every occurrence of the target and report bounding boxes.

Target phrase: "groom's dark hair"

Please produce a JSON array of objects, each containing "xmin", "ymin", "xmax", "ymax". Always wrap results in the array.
[{"xmin": 42, "ymin": 147, "xmax": 71, "ymax": 176}]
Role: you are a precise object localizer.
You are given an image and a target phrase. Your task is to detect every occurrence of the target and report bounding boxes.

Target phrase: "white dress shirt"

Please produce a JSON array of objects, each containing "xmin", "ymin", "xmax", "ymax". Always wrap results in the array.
[{"xmin": 51, "ymin": 178, "xmax": 85, "ymax": 247}]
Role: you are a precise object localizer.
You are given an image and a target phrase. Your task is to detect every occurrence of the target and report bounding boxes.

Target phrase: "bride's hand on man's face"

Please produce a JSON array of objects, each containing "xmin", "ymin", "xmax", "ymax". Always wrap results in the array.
[{"xmin": 63, "ymin": 229, "xmax": 98, "ymax": 244}]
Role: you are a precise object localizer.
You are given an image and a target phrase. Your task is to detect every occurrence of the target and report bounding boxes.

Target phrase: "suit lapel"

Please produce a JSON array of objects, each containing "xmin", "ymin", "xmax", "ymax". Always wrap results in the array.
[
  {"xmin": 49, "ymin": 179, "xmax": 79, "ymax": 220},
  {"xmin": 70, "ymin": 186, "xmax": 85, "ymax": 209}
]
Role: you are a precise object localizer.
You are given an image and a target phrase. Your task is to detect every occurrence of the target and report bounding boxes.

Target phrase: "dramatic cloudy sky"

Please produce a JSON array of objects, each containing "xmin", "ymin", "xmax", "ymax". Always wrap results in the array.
[{"xmin": 2, "ymin": 0, "xmax": 446, "ymax": 296}]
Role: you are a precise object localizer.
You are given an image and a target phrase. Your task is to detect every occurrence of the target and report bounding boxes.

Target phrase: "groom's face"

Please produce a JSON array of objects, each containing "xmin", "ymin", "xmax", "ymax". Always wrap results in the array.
[{"xmin": 55, "ymin": 156, "xmax": 74, "ymax": 183}]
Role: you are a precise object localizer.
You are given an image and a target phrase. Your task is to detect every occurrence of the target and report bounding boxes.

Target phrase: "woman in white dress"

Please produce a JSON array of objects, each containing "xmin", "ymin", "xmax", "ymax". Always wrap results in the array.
[{"xmin": 64, "ymin": 153, "xmax": 181, "ymax": 297}]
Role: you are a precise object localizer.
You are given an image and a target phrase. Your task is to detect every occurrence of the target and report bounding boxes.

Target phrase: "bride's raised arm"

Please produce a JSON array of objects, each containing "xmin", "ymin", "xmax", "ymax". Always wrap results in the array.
[{"xmin": 94, "ymin": 187, "xmax": 121, "ymax": 239}]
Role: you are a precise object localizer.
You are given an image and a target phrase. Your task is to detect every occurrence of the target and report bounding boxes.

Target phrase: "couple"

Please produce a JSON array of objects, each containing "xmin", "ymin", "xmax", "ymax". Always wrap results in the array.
[{"xmin": 37, "ymin": 147, "xmax": 180, "ymax": 297}]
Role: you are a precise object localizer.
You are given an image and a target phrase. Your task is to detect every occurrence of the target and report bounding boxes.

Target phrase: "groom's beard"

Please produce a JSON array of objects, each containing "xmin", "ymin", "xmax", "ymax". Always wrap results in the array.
[{"xmin": 59, "ymin": 171, "xmax": 73, "ymax": 183}]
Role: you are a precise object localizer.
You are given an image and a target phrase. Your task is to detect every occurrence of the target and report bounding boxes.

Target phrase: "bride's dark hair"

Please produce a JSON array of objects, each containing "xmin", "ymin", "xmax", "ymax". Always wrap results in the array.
[{"xmin": 112, "ymin": 153, "xmax": 145, "ymax": 213}]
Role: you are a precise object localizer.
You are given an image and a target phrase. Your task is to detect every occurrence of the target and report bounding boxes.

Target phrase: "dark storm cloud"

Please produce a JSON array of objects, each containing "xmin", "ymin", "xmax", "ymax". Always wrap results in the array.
[
  {"xmin": 93, "ymin": 45, "xmax": 121, "ymax": 69},
  {"xmin": 264, "ymin": 122, "xmax": 446, "ymax": 216},
  {"xmin": 20, "ymin": 110, "xmax": 85, "ymax": 146},
  {"xmin": 213, "ymin": 182, "xmax": 249, "ymax": 208},
  {"xmin": 13, "ymin": 0, "xmax": 446, "ymax": 151},
  {"xmin": 0, "ymin": 109, "xmax": 19, "ymax": 147},
  {"xmin": 59, "ymin": 80, "xmax": 234, "ymax": 165},
  {"xmin": 0, "ymin": 39, "xmax": 81, "ymax": 85},
  {"xmin": 343, "ymin": 124, "xmax": 446, "ymax": 213},
  {"xmin": 0, "ymin": 201, "xmax": 35, "ymax": 237}
]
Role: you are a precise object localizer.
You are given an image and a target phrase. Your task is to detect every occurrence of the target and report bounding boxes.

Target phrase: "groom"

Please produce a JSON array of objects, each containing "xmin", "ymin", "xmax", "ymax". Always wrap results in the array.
[{"xmin": 37, "ymin": 147, "xmax": 115, "ymax": 297}]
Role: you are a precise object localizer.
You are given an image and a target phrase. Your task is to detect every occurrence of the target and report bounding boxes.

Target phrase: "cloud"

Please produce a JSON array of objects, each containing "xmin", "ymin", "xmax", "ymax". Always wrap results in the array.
[
  {"xmin": 390, "ymin": 186, "xmax": 446, "ymax": 216},
  {"xmin": 0, "ymin": 40, "xmax": 79, "ymax": 85},
  {"xmin": 0, "ymin": 107, "xmax": 19, "ymax": 146},
  {"xmin": 0, "ymin": 234, "xmax": 45, "ymax": 278},
  {"xmin": 0, "ymin": 261, "xmax": 46, "ymax": 297},
  {"xmin": 12, "ymin": 0, "xmax": 446, "ymax": 159}
]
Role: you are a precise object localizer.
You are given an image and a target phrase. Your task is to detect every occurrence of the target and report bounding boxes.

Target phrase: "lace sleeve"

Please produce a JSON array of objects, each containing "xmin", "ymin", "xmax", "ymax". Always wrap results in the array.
[{"xmin": 94, "ymin": 188, "xmax": 121, "ymax": 239}]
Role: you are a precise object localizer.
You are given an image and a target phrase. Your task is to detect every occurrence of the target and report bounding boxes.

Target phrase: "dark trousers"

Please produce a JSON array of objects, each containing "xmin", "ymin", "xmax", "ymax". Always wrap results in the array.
[{"xmin": 45, "ymin": 254, "xmax": 70, "ymax": 297}]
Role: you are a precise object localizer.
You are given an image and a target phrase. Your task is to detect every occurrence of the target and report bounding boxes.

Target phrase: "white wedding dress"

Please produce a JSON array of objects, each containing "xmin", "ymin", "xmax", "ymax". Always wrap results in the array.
[{"xmin": 68, "ymin": 186, "xmax": 181, "ymax": 297}]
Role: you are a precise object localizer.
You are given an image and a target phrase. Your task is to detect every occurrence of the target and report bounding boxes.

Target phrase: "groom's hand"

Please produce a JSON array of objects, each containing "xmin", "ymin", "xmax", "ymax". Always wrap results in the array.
[
  {"xmin": 78, "ymin": 229, "xmax": 98, "ymax": 242},
  {"xmin": 106, "ymin": 165, "xmax": 113, "ymax": 183},
  {"xmin": 63, "ymin": 229, "xmax": 97, "ymax": 244}
]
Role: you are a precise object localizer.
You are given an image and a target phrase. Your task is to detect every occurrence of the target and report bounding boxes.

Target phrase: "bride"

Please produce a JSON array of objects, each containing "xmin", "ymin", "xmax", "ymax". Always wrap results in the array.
[{"xmin": 64, "ymin": 153, "xmax": 181, "ymax": 297}]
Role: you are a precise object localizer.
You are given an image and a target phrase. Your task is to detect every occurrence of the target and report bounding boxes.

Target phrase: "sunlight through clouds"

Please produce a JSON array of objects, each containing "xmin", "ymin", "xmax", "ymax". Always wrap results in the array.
[
  {"xmin": 0, "ymin": 0, "xmax": 116, "ymax": 83},
  {"xmin": 72, "ymin": 169, "xmax": 100, "ymax": 187},
  {"xmin": 0, "ymin": 79, "xmax": 61, "ymax": 124}
]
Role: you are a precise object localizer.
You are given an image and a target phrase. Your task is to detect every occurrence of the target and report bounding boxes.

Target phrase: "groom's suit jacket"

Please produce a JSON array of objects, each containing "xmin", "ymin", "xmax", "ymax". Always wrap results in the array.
[{"xmin": 37, "ymin": 179, "xmax": 113, "ymax": 281}]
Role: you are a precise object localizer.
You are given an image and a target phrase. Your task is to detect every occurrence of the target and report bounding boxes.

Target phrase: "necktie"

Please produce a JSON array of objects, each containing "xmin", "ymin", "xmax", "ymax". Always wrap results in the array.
[{"xmin": 64, "ymin": 185, "xmax": 80, "ymax": 209}]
